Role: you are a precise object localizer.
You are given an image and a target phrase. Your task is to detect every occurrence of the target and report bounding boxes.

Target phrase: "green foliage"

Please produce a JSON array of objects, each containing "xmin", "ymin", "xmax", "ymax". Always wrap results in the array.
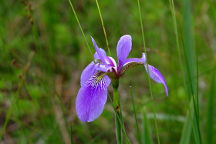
[{"xmin": 0, "ymin": 0, "xmax": 215, "ymax": 143}]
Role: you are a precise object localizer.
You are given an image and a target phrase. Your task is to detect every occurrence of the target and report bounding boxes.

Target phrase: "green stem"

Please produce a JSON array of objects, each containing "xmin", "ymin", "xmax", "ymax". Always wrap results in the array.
[{"xmin": 112, "ymin": 80, "xmax": 123, "ymax": 144}]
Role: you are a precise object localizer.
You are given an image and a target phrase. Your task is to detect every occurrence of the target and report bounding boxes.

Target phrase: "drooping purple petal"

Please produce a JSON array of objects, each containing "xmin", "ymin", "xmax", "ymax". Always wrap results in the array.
[
  {"xmin": 145, "ymin": 64, "xmax": 168, "ymax": 96},
  {"xmin": 80, "ymin": 62, "xmax": 97, "ymax": 87},
  {"xmin": 117, "ymin": 35, "xmax": 132, "ymax": 63},
  {"xmin": 91, "ymin": 37, "xmax": 107, "ymax": 64},
  {"xmin": 76, "ymin": 75, "xmax": 111, "ymax": 122}
]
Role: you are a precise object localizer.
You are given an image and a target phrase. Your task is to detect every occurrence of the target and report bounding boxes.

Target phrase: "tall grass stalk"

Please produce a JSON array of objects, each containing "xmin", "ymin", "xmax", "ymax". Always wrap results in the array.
[
  {"xmin": 142, "ymin": 109, "xmax": 153, "ymax": 144},
  {"xmin": 168, "ymin": 1, "xmax": 194, "ymax": 143},
  {"xmin": 207, "ymin": 66, "xmax": 216, "ymax": 144},
  {"xmin": 180, "ymin": 99, "xmax": 193, "ymax": 144},
  {"xmin": 95, "ymin": 0, "xmax": 111, "ymax": 56},
  {"xmin": 137, "ymin": 0, "xmax": 146, "ymax": 51},
  {"xmin": 181, "ymin": 0, "xmax": 202, "ymax": 143},
  {"xmin": 137, "ymin": 0, "xmax": 161, "ymax": 143},
  {"xmin": 68, "ymin": 0, "xmax": 92, "ymax": 55},
  {"xmin": 168, "ymin": 0, "xmax": 185, "ymax": 80},
  {"xmin": 130, "ymin": 86, "xmax": 141, "ymax": 144}
]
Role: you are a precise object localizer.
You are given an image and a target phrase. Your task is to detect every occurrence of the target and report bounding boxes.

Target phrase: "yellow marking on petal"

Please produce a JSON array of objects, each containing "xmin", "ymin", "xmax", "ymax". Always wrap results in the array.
[{"xmin": 95, "ymin": 72, "xmax": 107, "ymax": 83}]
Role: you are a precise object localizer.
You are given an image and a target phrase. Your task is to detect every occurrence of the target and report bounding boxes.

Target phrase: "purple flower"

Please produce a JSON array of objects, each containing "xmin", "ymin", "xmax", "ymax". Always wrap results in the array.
[{"xmin": 76, "ymin": 35, "xmax": 168, "ymax": 122}]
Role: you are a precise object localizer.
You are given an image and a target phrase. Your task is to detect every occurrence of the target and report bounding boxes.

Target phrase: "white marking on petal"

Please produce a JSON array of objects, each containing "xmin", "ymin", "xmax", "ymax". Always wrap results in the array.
[
  {"xmin": 86, "ymin": 75, "xmax": 107, "ymax": 90},
  {"xmin": 107, "ymin": 56, "xmax": 117, "ymax": 67}
]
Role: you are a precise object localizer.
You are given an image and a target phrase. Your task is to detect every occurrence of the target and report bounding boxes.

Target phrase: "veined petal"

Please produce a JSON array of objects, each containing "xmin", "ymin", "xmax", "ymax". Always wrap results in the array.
[
  {"xmin": 76, "ymin": 74, "xmax": 111, "ymax": 122},
  {"xmin": 123, "ymin": 53, "xmax": 146, "ymax": 66},
  {"xmin": 95, "ymin": 63, "xmax": 112, "ymax": 72},
  {"xmin": 121, "ymin": 53, "xmax": 146, "ymax": 74},
  {"xmin": 91, "ymin": 37, "xmax": 107, "ymax": 64},
  {"xmin": 117, "ymin": 35, "xmax": 132, "ymax": 63},
  {"xmin": 80, "ymin": 61, "xmax": 112, "ymax": 87},
  {"xmin": 145, "ymin": 64, "xmax": 168, "ymax": 96},
  {"xmin": 80, "ymin": 62, "xmax": 97, "ymax": 87}
]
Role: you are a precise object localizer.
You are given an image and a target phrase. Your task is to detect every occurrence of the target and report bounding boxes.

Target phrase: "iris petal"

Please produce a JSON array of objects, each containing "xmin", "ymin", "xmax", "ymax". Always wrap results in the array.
[
  {"xmin": 80, "ymin": 62, "xmax": 97, "ymax": 87},
  {"xmin": 95, "ymin": 64, "xmax": 112, "ymax": 72},
  {"xmin": 76, "ymin": 74, "xmax": 111, "ymax": 122},
  {"xmin": 121, "ymin": 53, "xmax": 146, "ymax": 74},
  {"xmin": 145, "ymin": 64, "xmax": 168, "ymax": 96},
  {"xmin": 117, "ymin": 35, "xmax": 132, "ymax": 63},
  {"xmin": 94, "ymin": 48, "xmax": 106, "ymax": 60},
  {"xmin": 123, "ymin": 53, "xmax": 146, "ymax": 66},
  {"xmin": 91, "ymin": 37, "xmax": 107, "ymax": 64},
  {"xmin": 94, "ymin": 52, "xmax": 116, "ymax": 68}
]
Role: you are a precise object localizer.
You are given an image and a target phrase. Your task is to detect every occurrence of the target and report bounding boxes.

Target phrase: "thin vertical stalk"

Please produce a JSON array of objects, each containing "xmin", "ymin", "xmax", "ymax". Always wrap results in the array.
[
  {"xmin": 169, "ymin": 0, "xmax": 202, "ymax": 143},
  {"xmin": 169, "ymin": 0, "xmax": 184, "ymax": 77},
  {"xmin": 68, "ymin": 0, "xmax": 92, "ymax": 55},
  {"xmin": 114, "ymin": 90, "xmax": 123, "ymax": 144},
  {"xmin": 182, "ymin": 0, "xmax": 201, "ymax": 143},
  {"xmin": 207, "ymin": 66, "xmax": 216, "ymax": 144},
  {"xmin": 137, "ymin": 0, "xmax": 161, "ymax": 143},
  {"xmin": 180, "ymin": 99, "xmax": 193, "ymax": 144},
  {"xmin": 142, "ymin": 109, "xmax": 153, "ymax": 144},
  {"xmin": 109, "ymin": 84, "xmax": 130, "ymax": 144},
  {"xmin": 112, "ymin": 80, "xmax": 123, "ymax": 144},
  {"xmin": 130, "ymin": 86, "xmax": 141, "ymax": 144},
  {"xmin": 137, "ymin": 0, "xmax": 146, "ymax": 51},
  {"xmin": 95, "ymin": 0, "xmax": 111, "ymax": 55},
  {"xmin": 112, "ymin": 80, "xmax": 131, "ymax": 143}
]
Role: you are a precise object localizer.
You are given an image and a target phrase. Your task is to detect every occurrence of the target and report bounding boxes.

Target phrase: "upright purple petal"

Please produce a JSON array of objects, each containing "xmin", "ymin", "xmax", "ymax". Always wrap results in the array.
[
  {"xmin": 80, "ymin": 62, "xmax": 97, "ymax": 87},
  {"xmin": 76, "ymin": 75, "xmax": 111, "ymax": 122},
  {"xmin": 145, "ymin": 64, "xmax": 168, "ymax": 96},
  {"xmin": 94, "ymin": 48, "xmax": 106, "ymax": 60},
  {"xmin": 94, "ymin": 51, "xmax": 116, "ymax": 68},
  {"xmin": 117, "ymin": 35, "xmax": 132, "ymax": 63},
  {"xmin": 91, "ymin": 37, "xmax": 107, "ymax": 64}
]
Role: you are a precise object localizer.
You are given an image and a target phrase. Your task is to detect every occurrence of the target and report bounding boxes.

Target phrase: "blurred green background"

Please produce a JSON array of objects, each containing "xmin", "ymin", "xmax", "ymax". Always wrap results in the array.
[{"xmin": 0, "ymin": 0, "xmax": 215, "ymax": 143}]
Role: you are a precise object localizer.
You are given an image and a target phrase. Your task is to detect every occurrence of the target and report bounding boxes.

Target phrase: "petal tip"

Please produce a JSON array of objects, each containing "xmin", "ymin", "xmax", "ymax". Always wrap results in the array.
[
  {"xmin": 117, "ymin": 35, "xmax": 133, "ymax": 62},
  {"xmin": 165, "ymin": 85, "xmax": 168, "ymax": 96},
  {"xmin": 91, "ymin": 36, "xmax": 95, "ymax": 43},
  {"xmin": 121, "ymin": 34, "xmax": 132, "ymax": 40},
  {"xmin": 145, "ymin": 64, "xmax": 168, "ymax": 96}
]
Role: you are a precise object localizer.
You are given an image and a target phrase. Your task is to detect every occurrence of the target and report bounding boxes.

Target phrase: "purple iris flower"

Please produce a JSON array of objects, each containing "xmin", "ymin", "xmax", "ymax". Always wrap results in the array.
[{"xmin": 76, "ymin": 35, "xmax": 168, "ymax": 122}]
